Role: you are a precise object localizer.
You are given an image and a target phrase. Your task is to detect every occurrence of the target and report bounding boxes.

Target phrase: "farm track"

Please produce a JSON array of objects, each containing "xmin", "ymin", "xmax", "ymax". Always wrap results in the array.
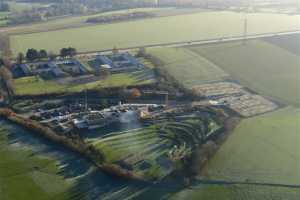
[
  {"xmin": 193, "ymin": 179, "xmax": 300, "ymax": 189},
  {"xmin": 142, "ymin": 178, "xmax": 300, "ymax": 190}
]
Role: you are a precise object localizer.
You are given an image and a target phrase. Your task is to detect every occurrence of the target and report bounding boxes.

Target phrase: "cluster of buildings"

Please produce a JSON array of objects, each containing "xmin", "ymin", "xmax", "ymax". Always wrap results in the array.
[
  {"xmin": 73, "ymin": 103, "xmax": 162, "ymax": 130},
  {"xmin": 12, "ymin": 59, "xmax": 86, "ymax": 79},
  {"xmin": 95, "ymin": 52, "xmax": 144, "ymax": 73},
  {"xmin": 11, "ymin": 52, "xmax": 144, "ymax": 81},
  {"xmin": 193, "ymin": 82, "xmax": 277, "ymax": 117},
  {"xmin": 31, "ymin": 101, "xmax": 163, "ymax": 133}
]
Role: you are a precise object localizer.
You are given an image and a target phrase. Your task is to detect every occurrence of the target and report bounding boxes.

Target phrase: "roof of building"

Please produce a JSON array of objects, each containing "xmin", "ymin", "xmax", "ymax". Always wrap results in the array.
[
  {"xmin": 101, "ymin": 64, "xmax": 112, "ymax": 69},
  {"xmin": 19, "ymin": 64, "xmax": 31, "ymax": 75}
]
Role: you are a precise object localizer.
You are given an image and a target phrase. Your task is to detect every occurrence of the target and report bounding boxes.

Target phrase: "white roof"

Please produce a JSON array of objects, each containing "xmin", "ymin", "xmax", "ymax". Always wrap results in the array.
[{"xmin": 101, "ymin": 64, "xmax": 112, "ymax": 69}]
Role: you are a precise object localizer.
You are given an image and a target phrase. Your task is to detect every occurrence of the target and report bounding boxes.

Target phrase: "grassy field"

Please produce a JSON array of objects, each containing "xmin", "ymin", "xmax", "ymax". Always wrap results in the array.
[
  {"xmin": 10, "ymin": 11, "xmax": 300, "ymax": 55},
  {"xmin": 148, "ymin": 47, "xmax": 228, "ymax": 88},
  {"xmin": 189, "ymin": 39, "xmax": 300, "ymax": 107},
  {"xmin": 90, "ymin": 117, "xmax": 220, "ymax": 180},
  {"xmin": 264, "ymin": 33, "xmax": 300, "ymax": 56},
  {"xmin": 169, "ymin": 184, "xmax": 300, "ymax": 200},
  {"xmin": 1, "ymin": 7, "xmax": 174, "ymax": 35},
  {"xmin": 0, "ymin": 122, "xmax": 71, "ymax": 200},
  {"xmin": 91, "ymin": 125, "xmax": 173, "ymax": 180},
  {"xmin": 203, "ymin": 107, "xmax": 300, "ymax": 185},
  {"xmin": 14, "ymin": 70, "xmax": 155, "ymax": 95}
]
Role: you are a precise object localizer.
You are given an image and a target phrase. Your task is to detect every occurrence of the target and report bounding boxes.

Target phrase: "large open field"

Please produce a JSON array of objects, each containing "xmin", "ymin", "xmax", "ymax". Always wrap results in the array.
[
  {"xmin": 0, "ymin": 7, "xmax": 202, "ymax": 35},
  {"xmin": 169, "ymin": 184, "xmax": 300, "ymax": 200},
  {"xmin": 159, "ymin": 107, "xmax": 300, "ymax": 200},
  {"xmin": 10, "ymin": 11, "xmax": 300, "ymax": 55},
  {"xmin": 203, "ymin": 107, "xmax": 300, "ymax": 185},
  {"xmin": 264, "ymin": 33, "xmax": 300, "ymax": 56},
  {"xmin": 148, "ymin": 48, "xmax": 228, "ymax": 88},
  {"xmin": 189, "ymin": 39, "xmax": 300, "ymax": 107},
  {"xmin": 0, "ymin": 121, "xmax": 71, "ymax": 200}
]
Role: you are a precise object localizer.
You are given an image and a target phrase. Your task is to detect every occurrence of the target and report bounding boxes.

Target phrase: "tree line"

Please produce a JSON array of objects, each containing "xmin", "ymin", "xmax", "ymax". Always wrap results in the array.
[
  {"xmin": 0, "ymin": 58, "xmax": 14, "ymax": 101},
  {"xmin": 16, "ymin": 47, "xmax": 77, "ymax": 63}
]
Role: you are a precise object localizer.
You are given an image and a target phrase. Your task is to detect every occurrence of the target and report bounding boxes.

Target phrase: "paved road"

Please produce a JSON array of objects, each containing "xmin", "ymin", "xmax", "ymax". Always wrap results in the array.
[{"xmin": 75, "ymin": 30, "xmax": 300, "ymax": 57}]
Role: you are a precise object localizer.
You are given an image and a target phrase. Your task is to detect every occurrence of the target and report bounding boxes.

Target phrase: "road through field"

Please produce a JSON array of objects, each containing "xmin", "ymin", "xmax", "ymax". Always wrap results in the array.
[
  {"xmin": 10, "ymin": 11, "xmax": 300, "ymax": 55},
  {"xmin": 74, "ymin": 30, "xmax": 300, "ymax": 56}
]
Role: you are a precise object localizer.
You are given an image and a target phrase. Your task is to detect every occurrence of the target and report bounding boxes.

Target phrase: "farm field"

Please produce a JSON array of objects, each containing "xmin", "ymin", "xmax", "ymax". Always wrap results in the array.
[
  {"xmin": 0, "ymin": 119, "xmax": 165, "ymax": 200},
  {"xmin": 148, "ymin": 48, "xmax": 228, "ymax": 88},
  {"xmin": 1, "ymin": 115, "xmax": 299, "ymax": 199},
  {"xmin": 188, "ymin": 39, "xmax": 300, "ymax": 107},
  {"xmin": 203, "ymin": 107, "xmax": 300, "ymax": 185},
  {"xmin": 264, "ymin": 33, "xmax": 300, "ymax": 56},
  {"xmin": 169, "ymin": 184, "xmax": 300, "ymax": 200},
  {"xmin": 91, "ymin": 126, "xmax": 173, "ymax": 180},
  {"xmin": 0, "ymin": 7, "xmax": 175, "ymax": 35},
  {"xmin": 13, "ymin": 69, "xmax": 155, "ymax": 96},
  {"xmin": 0, "ymin": 121, "xmax": 71, "ymax": 200},
  {"xmin": 10, "ymin": 11, "xmax": 300, "ymax": 55}
]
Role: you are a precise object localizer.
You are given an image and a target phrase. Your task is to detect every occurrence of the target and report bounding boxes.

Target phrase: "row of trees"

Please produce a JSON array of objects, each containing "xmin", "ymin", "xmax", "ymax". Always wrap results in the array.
[
  {"xmin": 60, "ymin": 47, "xmax": 77, "ymax": 58},
  {"xmin": 0, "ymin": 58, "xmax": 14, "ymax": 100},
  {"xmin": 16, "ymin": 47, "xmax": 77, "ymax": 63},
  {"xmin": 22, "ymin": 49, "xmax": 48, "ymax": 62}
]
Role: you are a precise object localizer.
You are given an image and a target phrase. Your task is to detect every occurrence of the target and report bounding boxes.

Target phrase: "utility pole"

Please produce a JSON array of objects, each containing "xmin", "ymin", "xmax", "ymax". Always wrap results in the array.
[
  {"xmin": 243, "ymin": 0, "xmax": 250, "ymax": 45},
  {"xmin": 156, "ymin": 0, "xmax": 160, "ymax": 7},
  {"xmin": 243, "ymin": 15, "xmax": 248, "ymax": 44},
  {"xmin": 85, "ymin": 88, "xmax": 88, "ymax": 111},
  {"xmin": 165, "ymin": 92, "xmax": 169, "ymax": 110}
]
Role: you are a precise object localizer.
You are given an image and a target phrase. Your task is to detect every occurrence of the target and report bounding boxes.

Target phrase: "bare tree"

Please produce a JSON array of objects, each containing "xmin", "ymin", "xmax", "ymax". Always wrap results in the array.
[
  {"xmin": 0, "ymin": 67, "xmax": 14, "ymax": 99},
  {"xmin": 17, "ymin": 52, "xmax": 25, "ymax": 64}
]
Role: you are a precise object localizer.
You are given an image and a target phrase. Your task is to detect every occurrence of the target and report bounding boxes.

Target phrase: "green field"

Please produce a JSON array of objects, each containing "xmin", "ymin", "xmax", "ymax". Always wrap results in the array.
[
  {"xmin": 203, "ymin": 107, "xmax": 300, "ymax": 185},
  {"xmin": 0, "ymin": 123, "xmax": 71, "ymax": 200},
  {"xmin": 148, "ymin": 47, "xmax": 228, "ymax": 88},
  {"xmin": 169, "ymin": 184, "xmax": 300, "ymax": 200},
  {"xmin": 189, "ymin": 39, "xmax": 300, "ymax": 107},
  {"xmin": 90, "ymin": 116, "xmax": 220, "ymax": 180},
  {"xmin": 264, "ymin": 33, "xmax": 300, "ymax": 56},
  {"xmin": 92, "ymin": 126, "xmax": 172, "ymax": 180},
  {"xmin": 14, "ymin": 70, "xmax": 155, "ymax": 95},
  {"xmin": 1, "ymin": 7, "xmax": 177, "ymax": 35},
  {"xmin": 10, "ymin": 11, "xmax": 300, "ymax": 55}
]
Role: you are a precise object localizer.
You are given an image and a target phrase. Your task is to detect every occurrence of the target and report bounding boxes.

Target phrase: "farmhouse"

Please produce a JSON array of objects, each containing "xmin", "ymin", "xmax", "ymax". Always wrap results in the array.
[
  {"xmin": 55, "ymin": 59, "xmax": 87, "ymax": 76},
  {"xmin": 33, "ymin": 62, "xmax": 65, "ymax": 78},
  {"xmin": 95, "ymin": 52, "xmax": 144, "ymax": 73},
  {"xmin": 11, "ymin": 59, "xmax": 87, "ymax": 79},
  {"xmin": 11, "ymin": 64, "xmax": 31, "ymax": 78}
]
